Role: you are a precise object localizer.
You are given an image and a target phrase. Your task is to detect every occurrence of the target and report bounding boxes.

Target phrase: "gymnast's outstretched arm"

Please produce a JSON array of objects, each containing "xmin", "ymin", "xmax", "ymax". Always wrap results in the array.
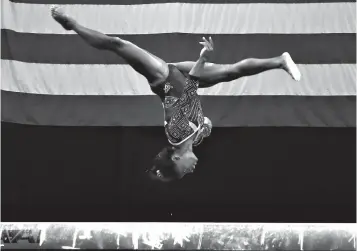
[{"xmin": 50, "ymin": 5, "xmax": 169, "ymax": 88}]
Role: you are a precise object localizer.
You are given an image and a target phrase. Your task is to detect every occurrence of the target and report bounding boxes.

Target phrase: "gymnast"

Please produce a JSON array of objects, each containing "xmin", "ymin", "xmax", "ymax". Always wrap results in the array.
[{"xmin": 51, "ymin": 6, "xmax": 301, "ymax": 182}]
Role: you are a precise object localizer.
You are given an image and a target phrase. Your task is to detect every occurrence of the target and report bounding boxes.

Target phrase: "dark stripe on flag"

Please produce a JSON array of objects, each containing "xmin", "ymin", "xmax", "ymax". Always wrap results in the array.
[
  {"xmin": 9, "ymin": 0, "xmax": 357, "ymax": 4},
  {"xmin": 2, "ymin": 30, "xmax": 355, "ymax": 64},
  {"xmin": 2, "ymin": 90, "xmax": 355, "ymax": 127}
]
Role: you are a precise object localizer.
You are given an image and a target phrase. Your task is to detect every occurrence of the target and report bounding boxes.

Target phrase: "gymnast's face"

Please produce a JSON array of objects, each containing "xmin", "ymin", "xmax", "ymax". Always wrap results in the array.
[{"xmin": 172, "ymin": 149, "xmax": 198, "ymax": 178}]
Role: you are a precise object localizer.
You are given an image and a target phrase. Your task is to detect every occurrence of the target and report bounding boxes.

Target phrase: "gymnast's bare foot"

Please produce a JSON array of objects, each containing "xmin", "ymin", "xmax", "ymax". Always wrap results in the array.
[
  {"xmin": 50, "ymin": 5, "xmax": 76, "ymax": 30},
  {"xmin": 282, "ymin": 52, "xmax": 301, "ymax": 81}
]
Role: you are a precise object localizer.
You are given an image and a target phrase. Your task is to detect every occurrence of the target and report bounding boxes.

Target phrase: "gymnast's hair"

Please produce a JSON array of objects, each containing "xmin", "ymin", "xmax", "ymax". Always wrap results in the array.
[{"xmin": 147, "ymin": 146, "xmax": 178, "ymax": 180}]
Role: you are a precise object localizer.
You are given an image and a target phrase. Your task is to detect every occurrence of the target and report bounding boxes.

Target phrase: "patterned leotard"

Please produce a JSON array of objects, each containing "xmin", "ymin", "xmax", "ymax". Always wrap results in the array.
[
  {"xmin": 164, "ymin": 78, "xmax": 204, "ymax": 145},
  {"xmin": 153, "ymin": 64, "xmax": 205, "ymax": 145}
]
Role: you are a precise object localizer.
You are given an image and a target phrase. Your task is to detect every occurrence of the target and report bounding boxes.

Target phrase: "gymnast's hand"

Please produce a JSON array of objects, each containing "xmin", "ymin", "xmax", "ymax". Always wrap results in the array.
[
  {"xmin": 189, "ymin": 37, "xmax": 214, "ymax": 77},
  {"xmin": 199, "ymin": 37, "xmax": 214, "ymax": 61}
]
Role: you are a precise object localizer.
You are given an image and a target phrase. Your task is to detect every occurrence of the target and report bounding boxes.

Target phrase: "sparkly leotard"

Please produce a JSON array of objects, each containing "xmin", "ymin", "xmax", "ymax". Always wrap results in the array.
[{"xmin": 152, "ymin": 64, "xmax": 206, "ymax": 145}]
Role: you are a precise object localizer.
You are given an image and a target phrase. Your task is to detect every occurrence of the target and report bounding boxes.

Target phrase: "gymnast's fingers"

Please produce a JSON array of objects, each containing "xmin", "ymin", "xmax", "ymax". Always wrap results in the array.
[
  {"xmin": 202, "ymin": 36, "xmax": 210, "ymax": 45},
  {"xmin": 209, "ymin": 36, "xmax": 214, "ymax": 49},
  {"xmin": 203, "ymin": 37, "xmax": 212, "ymax": 50},
  {"xmin": 199, "ymin": 42, "xmax": 206, "ymax": 47}
]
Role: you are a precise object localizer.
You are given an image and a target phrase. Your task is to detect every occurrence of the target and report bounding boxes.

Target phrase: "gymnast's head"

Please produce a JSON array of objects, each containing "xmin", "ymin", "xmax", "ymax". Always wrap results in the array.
[
  {"xmin": 147, "ymin": 145, "xmax": 198, "ymax": 182},
  {"xmin": 147, "ymin": 117, "xmax": 212, "ymax": 182}
]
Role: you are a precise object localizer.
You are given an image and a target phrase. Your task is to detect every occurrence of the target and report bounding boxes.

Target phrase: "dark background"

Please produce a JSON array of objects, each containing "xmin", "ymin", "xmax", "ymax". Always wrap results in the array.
[{"xmin": 1, "ymin": 122, "xmax": 356, "ymax": 222}]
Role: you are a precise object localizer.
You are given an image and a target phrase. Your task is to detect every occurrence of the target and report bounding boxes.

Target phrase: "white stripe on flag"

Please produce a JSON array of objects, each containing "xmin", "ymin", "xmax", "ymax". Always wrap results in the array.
[
  {"xmin": 2, "ymin": 1, "xmax": 356, "ymax": 34},
  {"xmin": 1, "ymin": 60, "xmax": 356, "ymax": 96}
]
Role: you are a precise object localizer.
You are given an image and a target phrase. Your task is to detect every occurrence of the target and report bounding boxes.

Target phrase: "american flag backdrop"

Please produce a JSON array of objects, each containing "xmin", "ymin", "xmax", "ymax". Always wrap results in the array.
[
  {"xmin": 1, "ymin": 0, "xmax": 356, "ymax": 127},
  {"xmin": 1, "ymin": 0, "xmax": 356, "ymax": 227}
]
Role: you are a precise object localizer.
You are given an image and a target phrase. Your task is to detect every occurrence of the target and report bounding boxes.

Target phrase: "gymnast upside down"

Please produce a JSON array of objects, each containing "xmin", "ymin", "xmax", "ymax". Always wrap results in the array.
[{"xmin": 51, "ymin": 6, "xmax": 301, "ymax": 182}]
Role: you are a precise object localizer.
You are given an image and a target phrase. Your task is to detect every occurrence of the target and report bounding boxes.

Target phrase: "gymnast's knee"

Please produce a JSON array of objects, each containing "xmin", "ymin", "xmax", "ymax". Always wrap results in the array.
[{"xmin": 229, "ymin": 59, "xmax": 252, "ymax": 78}]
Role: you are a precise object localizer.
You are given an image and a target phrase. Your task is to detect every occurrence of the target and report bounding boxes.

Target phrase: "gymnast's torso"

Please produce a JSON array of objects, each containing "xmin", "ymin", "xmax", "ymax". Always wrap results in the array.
[{"xmin": 151, "ymin": 64, "xmax": 206, "ymax": 146}]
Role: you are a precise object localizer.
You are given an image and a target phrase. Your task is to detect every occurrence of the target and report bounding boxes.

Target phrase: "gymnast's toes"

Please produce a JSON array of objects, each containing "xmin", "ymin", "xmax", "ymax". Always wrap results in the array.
[
  {"xmin": 50, "ymin": 5, "xmax": 74, "ymax": 31},
  {"xmin": 282, "ymin": 52, "xmax": 301, "ymax": 82}
]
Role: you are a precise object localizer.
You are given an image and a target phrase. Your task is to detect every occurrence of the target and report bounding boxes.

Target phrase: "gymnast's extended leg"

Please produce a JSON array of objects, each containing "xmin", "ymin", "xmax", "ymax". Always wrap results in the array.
[
  {"xmin": 50, "ymin": 6, "xmax": 168, "ymax": 86},
  {"xmin": 173, "ymin": 53, "xmax": 301, "ymax": 88}
]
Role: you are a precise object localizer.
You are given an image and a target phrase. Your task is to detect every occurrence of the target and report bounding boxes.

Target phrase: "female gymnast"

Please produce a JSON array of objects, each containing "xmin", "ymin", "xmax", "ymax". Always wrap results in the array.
[{"xmin": 51, "ymin": 6, "xmax": 301, "ymax": 182}]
